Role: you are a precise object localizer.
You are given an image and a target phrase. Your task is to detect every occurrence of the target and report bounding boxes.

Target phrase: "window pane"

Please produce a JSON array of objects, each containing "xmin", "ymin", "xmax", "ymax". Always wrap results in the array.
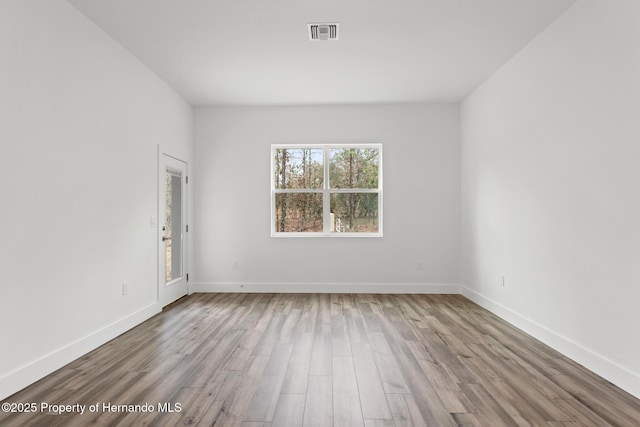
[
  {"xmin": 329, "ymin": 148, "xmax": 379, "ymax": 189},
  {"xmin": 165, "ymin": 171, "xmax": 182, "ymax": 282},
  {"xmin": 330, "ymin": 193, "xmax": 379, "ymax": 232},
  {"xmin": 275, "ymin": 193, "xmax": 323, "ymax": 232},
  {"xmin": 274, "ymin": 148, "xmax": 324, "ymax": 189}
]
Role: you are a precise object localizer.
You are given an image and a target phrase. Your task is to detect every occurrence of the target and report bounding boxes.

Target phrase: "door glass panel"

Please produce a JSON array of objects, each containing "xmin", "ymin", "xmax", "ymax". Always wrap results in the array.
[{"xmin": 165, "ymin": 169, "xmax": 182, "ymax": 283}]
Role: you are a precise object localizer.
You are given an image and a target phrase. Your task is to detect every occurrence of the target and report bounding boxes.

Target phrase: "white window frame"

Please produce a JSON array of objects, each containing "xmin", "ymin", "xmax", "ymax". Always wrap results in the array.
[{"xmin": 271, "ymin": 143, "xmax": 383, "ymax": 238}]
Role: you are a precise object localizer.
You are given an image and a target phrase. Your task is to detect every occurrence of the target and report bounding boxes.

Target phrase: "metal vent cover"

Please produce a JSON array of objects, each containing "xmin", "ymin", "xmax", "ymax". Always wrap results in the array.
[{"xmin": 308, "ymin": 23, "xmax": 339, "ymax": 41}]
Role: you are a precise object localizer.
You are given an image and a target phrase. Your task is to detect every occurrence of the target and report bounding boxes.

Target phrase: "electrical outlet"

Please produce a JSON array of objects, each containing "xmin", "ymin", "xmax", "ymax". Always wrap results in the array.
[
  {"xmin": 501, "ymin": 275, "xmax": 505, "ymax": 287},
  {"xmin": 417, "ymin": 261, "xmax": 423, "ymax": 270},
  {"xmin": 233, "ymin": 260, "xmax": 239, "ymax": 270},
  {"xmin": 122, "ymin": 282, "xmax": 129, "ymax": 296}
]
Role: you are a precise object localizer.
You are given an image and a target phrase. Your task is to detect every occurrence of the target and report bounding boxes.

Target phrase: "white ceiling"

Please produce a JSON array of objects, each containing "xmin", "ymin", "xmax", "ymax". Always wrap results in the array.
[{"xmin": 67, "ymin": 0, "xmax": 576, "ymax": 106}]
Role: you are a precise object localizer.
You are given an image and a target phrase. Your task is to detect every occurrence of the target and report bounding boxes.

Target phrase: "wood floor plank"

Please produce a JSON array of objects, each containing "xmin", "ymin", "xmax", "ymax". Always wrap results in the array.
[
  {"xmin": 344, "ymin": 307, "xmax": 368, "ymax": 343},
  {"xmin": 303, "ymin": 375, "xmax": 332, "ymax": 427},
  {"xmin": 451, "ymin": 411, "xmax": 485, "ymax": 427},
  {"xmin": 278, "ymin": 308, "xmax": 302, "ymax": 344},
  {"xmin": 364, "ymin": 418, "xmax": 395, "ymax": 426},
  {"xmin": 245, "ymin": 342, "xmax": 294, "ymax": 422},
  {"xmin": 478, "ymin": 335, "xmax": 573, "ymax": 401},
  {"xmin": 374, "ymin": 354, "xmax": 411, "ymax": 394},
  {"xmin": 331, "ymin": 314, "xmax": 352, "ymax": 357},
  {"xmin": 551, "ymin": 398, "xmax": 616, "ymax": 427},
  {"xmin": 333, "ymin": 356, "xmax": 364, "ymax": 427},
  {"xmin": 548, "ymin": 370, "xmax": 640, "ymax": 427},
  {"xmin": 368, "ymin": 332, "xmax": 393, "ymax": 355},
  {"xmin": 395, "ymin": 352, "xmax": 458, "ymax": 427},
  {"xmin": 223, "ymin": 329, "xmax": 262, "ymax": 372},
  {"xmin": 271, "ymin": 393, "xmax": 305, "ymax": 427},
  {"xmin": 468, "ymin": 342, "xmax": 571, "ymax": 423},
  {"xmin": 386, "ymin": 393, "xmax": 428, "ymax": 427},
  {"xmin": 351, "ymin": 342, "xmax": 392, "ymax": 420},
  {"xmin": 281, "ymin": 332, "xmax": 313, "ymax": 394},
  {"xmin": 362, "ymin": 311, "xmax": 384, "ymax": 334},
  {"xmin": 2, "ymin": 293, "xmax": 639, "ymax": 427},
  {"xmin": 404, "ymin": 339, "xmax": 436, "ymax": 363},
  {"xmin": 309, "ymin": 323, "xmax": 332, "ymax": 376},
  {"xmin": 418, "ymin": 328, "xmax": 476, "ymax": 384},
  {"xmin": 175, "ymin": 371, "xmax": 231, "ymax": 425},
  {"xmin": 377, "ymin": 313, "xmax": 411, "ymax": 355},
  {"xmin": 218, "ymin": 354, "xmax": 270, "ymax": 424},
  {"xmin": 415, "ymin": 357, "xmax": 470, "ymax": 413},
  {"xmin": 148, "ymin": 386, "xmax": 202, "ymax": 427},
  {"xmin": 295, "ymin": 294, "xmax": 318, "ymax": 334},
  {"xmin": 459, "ymin": 382, "xmax": 521, "ymax": 427},
  {"xmin": 186, "ymin": 331, "xmax": 245, "ymax": 387},
  {"xmin": 459, "ymin": 354, "xmax": 553, "ymax": 426},
  {"xmin": 252, "ymin": 313, "xmax": 286, "ymax": 356}
]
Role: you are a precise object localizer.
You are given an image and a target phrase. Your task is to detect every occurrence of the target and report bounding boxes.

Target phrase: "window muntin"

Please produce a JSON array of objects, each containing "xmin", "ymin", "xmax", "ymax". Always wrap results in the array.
[{"xmin": 272, "ymin": 144, "xmax": 382, "ymax": 237}]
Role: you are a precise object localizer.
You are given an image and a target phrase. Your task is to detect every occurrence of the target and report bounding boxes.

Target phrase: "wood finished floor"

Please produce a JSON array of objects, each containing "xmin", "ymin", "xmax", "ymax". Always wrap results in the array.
[{"xmin": 1, "ymin": 293, "xmax": 639, "ymax": 427}]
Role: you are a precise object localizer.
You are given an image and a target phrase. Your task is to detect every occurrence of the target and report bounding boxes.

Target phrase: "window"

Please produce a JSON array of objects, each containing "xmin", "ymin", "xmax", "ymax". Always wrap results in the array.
[{"xmin": 271, "ymin": 144, "xmax": 382, "ymax": 237}]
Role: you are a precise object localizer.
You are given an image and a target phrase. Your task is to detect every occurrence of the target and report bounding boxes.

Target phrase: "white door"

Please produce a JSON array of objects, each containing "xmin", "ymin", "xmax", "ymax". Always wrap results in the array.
[{"xmin": 159, "ymin": 154, "xmax": 188, "ymax": 306}]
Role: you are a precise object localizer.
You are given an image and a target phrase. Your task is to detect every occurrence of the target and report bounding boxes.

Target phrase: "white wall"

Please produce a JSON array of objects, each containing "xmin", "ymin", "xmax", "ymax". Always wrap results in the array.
[
  {"xmin": 461, "ymin": 0, "xmax": 640, "ymax": 398},
  {"xmin": 194, "ymin": 104, "xmax": 460, "ymax": 292},
  {"xmin": 0, "ymin": 0, "xmax": 193, "ymax": 399}
]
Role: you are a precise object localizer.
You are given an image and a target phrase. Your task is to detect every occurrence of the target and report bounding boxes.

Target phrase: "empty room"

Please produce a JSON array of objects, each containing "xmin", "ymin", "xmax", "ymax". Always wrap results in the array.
[{"xmin": 1, "ymin": 0, "xmax": 639, "ymax": 425}]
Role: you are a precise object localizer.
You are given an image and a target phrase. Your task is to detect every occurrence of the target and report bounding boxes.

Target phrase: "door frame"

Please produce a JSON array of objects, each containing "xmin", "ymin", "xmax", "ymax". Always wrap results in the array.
[{"xmin": 158, "ymin": 151, "xmax": 189, "ymax": 307}]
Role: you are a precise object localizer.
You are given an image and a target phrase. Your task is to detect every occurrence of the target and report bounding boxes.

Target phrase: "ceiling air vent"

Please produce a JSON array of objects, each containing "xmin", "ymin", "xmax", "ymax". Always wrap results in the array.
[{"xmin": 308, "ymin": 23, "xmax": 339, "ymax": 41}]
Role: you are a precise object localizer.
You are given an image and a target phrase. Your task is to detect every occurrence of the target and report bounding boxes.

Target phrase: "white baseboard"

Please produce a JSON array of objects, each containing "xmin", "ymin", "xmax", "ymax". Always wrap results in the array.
[
  {"xmin": 0, "ymin": 303, "xmax": 161, "ymax": 401},
  {"xmin": 191, "ymin": 281, "xmax": 460, "ymax": 294},
  {"xmin": 461, "ymin": 286, "xmax": 640, "ymax": 400}
]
